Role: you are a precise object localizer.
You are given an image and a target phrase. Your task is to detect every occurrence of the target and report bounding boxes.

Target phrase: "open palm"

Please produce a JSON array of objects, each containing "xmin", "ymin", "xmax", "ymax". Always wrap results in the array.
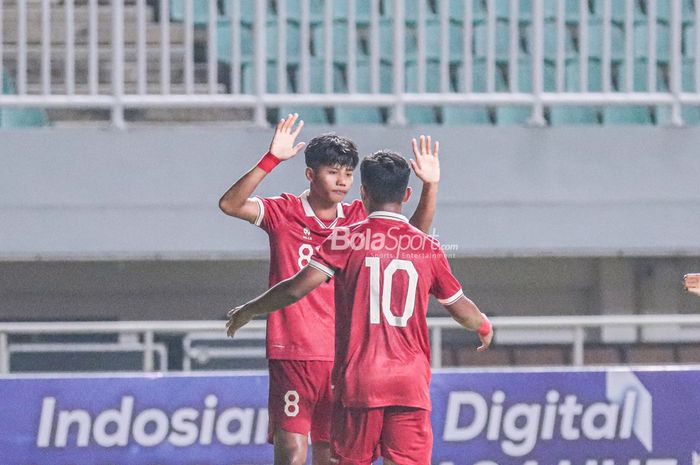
[
  {"xmin": 269, "ymin": 113, "xmax": 305, "ymax": 160},
  {"xmin": 410, "ymin": 135, "xmax": 440, "ymax": 184}
]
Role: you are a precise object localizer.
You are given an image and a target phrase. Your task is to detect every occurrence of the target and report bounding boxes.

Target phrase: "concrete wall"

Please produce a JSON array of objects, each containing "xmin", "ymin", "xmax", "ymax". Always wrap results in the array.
[
  {"xmin": 2, "ymin": 126, "xmax": 700, "ymax": 259},
  {"xmin": 2, "ymin": 125, "xmax": 700, "ymax": 323}
]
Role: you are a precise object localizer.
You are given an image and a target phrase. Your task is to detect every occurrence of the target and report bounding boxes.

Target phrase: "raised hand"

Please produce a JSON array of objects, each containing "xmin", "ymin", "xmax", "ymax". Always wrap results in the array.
[
  {"xmin": 410, "ymin": 135, "xmax": 440, "ymax": 185},
  {"xmin": 268, "ymin": 113, "xmax": 305, "ymax": 161},
  {"xmin": 684, "ymin": 273, "xmax": 700, "ymax": 297}
]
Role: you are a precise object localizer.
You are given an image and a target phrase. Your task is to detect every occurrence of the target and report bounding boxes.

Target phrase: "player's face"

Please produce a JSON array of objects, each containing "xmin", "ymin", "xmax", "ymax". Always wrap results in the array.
[{"xmin": 309, "ymin": 164, "xmax": 354, "ymax": 203}]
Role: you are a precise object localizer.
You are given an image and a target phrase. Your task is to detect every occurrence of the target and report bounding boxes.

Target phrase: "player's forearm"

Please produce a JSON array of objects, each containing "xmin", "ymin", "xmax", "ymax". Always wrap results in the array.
[
  {"xmin": 243, "ymin": 279, "xmax": 303, "ymax": 317},
  {"xmin": 445, "ymin": 296, "xmax": 486, "ymax": 332},
  {"xmin": 408, "ymin": 182, "xmax": 438, "ymax": 234},
  {"xmin": 219, "ymin": 167, "xmax": 267, "ymax": 216}
]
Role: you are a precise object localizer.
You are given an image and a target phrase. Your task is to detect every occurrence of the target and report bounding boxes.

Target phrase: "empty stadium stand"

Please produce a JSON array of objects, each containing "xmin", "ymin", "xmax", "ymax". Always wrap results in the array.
[{"xmin": 1, "ymin": 0, "xmax": 699, "ymax": 126}]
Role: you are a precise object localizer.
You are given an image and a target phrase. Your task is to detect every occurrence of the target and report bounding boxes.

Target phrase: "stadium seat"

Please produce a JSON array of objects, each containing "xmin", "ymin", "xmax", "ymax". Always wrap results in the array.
[
  {"xmin": 216, "ymin": 18, "xmax": 254, "ymax": 64},
  {"xmin": 474, "ymin": 20, "xmax": 518, "ymax": 61},
  {"xmin": 615, "ymin": 58, "xmax": 667, "ymax": 92},
  {"xmin": 683, "ymin": 23, "xmax": 696, "ymax": 58},
  {"xmin": 655, "ymin": 105, "xmax": 700, "ymax": 126},
  {"xmin": 0, "ymin": 70, "xmax": 49, "ymax": 128},
  {"xmin": 283, "ymin": 0, "xmax": 326, "ymax": 25},
  {"xmin": 335, "ymin": 106, "xmax": 385, "ymax": 124},
  {"xmin": 549, "ymin": 59, "xmax": 601, "ymax": 125},
  {"xmin": 682, "ymin": 57, "xmax": 697, "ymax": 92},
  {"xmin": 602, "ymin": 106, "xmax": 653, "ymax": 125},
  {"xmin": 170, "ymin": 0, "xmax": 216, "ymax": 26},
  {"xmin": 634, "ymin": 22, "xmax": 670, "ymax": 62},
  {"xmin": 277, "ymin": 105, "xmax": 329, "ymax": 123},
  {"xmin": 586, "ymin": 20, "xmax": 626, "ymax": 61},
  {"xmin": 529, "ymin": 21, "xmax": 577, "ymax": 61},
  {"xmin": 496, "ymin": 60, "xmax": 554, "ymax": 125},
  {"xmin": 447, "ymin": 0, "xmax": 487, "ymax": 25},
  {"xmin": 591, "ymin": 0, "xmax": 645, "ymax": 24},
  {"xmin": 442, "ymin": 105, "xmax": 492, "ymax": 124},
  {"xmin": 333, "ymin": 0, "xmax": 374, "ymax": 24}
]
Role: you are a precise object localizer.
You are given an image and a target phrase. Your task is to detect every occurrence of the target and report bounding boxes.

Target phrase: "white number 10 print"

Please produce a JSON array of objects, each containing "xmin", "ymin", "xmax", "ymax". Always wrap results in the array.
[{"xmin": 364, "ymin": 257, "xmax": 418, "ymax": 327}]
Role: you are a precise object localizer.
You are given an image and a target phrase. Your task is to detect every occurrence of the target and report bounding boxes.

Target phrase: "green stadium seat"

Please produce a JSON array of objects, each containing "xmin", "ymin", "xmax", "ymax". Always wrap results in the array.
[
  {"xmin": 495, "ymin": 106, "xmax": 532, "ymax": 125},
  {"xmin": 284, "ymin": 0, "xmax": 326, "ymax": 25},
  {"xmin": 634, "ymin": 22, "xmax": 670, "ymax": 62},
  {"xmin": 474, "ymin": 20, "xmax": 518, "ymax": 61},
  {"xmin": 656, "ymin": 105, "xmax": 700, "ymax": 126},
  {"xmin": 549, "ymin": 59, "xmax": 601, "ymax": 125},
  {"xmin": 528, "ymin": 21, "xmax": 577, "ymax": 61},
  {"xmin": 518, "ymin": 0, "xmax": 578, "ymax": 21},
  {"xmin": 615, "ymin": 58, "xmax": 667, "ymax": 92},
  {"xmin": 404, "ymin": 0, "xmax": 438, "ymax": 24},
  {"xmin": 442, "ymin": 105, "xmax": 491, "ymax": 124},
  {"xmin": 591, "ymin": 0, "xmax": 645, "ymax": 24},
  {"xmin": 353, "ymin": 61, "xmax": 392, "ymax": 93},
  {"xmin": 405, "ymin": 61, "xmax": 441, "ymax": 92},
  {"xmin": 586, "ymin": 20, "xmax": 626, "ymax": 60},
  {"xmin": 334, "ymin": 0, "xmax": 374, "ymax": 24},
  {"xmin": 379, "ymin": 19, "xmax": 418, "ymax": 63},
  {"xmin": 335, "ymin": 106, "xmax": 385, "ymax": 124},
  {"xmin": 422, "ymin": 20, "xmax": 464, "ymax": 62},
  {"xmin": 170, "ymin": 0, "xmax": 215, "ymax": 26},
  {"xmin": 216, "ymin": 18, "xmax": 254, "ymax": 63},
  {"xmin": 683, "ymin": 23, "xmax": 696, "ymax": 57},
  {"xmin": 682, "ymin": 57, "xmax": 698, "ymax": 92},
  {"xmin": 602, "ymin": 106, "xmax": 653, "ymax": 124},
  {"xmin": 565, "ymin": 58, "xmax": 603, "ymax": 91},
  {"xmin": 241, "ymin": 62, "xmax": 290, "ymax": 93},
  {"xmin": 0, "ymin": 70, "xmax": 49, "ymax": 128},
  {"xmin": 447, "ymin": 0, "xmax": 487, "ymax": 25},
  {"xmin": 404, "ymin": 105, "xmax": 439, "ymax": 124},
  {"xmin": 277, "ymin": 106, "xmax": 329, "ymax": 123}
]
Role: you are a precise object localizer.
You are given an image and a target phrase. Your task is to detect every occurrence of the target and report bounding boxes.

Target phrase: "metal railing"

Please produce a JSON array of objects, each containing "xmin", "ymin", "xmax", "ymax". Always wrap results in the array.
[
  {"xmin": 1, "ymin": 314, "xmax": 700, "ymax": 374},
  {"xmin": 1, "ymin": 0, "xmax": 699, "ymax": 127}
]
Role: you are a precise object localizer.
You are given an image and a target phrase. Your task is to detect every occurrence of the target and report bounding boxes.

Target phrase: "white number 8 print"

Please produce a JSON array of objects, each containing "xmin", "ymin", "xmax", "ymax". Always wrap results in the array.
[
  {"xmin": 298, "ymin": 244, "xmax": 314, "ymax": 269},
  {"xmin": 284, "ymin": 390, "xmax": 300, "ymax": 417},
  {"xmin": 364, "ymin": 257, "xmax": 418, "ymax": 327}
]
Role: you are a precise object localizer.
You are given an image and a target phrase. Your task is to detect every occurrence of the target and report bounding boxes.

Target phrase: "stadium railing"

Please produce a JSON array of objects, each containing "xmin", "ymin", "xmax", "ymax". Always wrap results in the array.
[
  {"xmin": 1, "ymin": 0, "xmax": 699, "ymax": 127},
  {"xmin": 1, "ymin": 314, "xmax": 700, "ymax": 374}
]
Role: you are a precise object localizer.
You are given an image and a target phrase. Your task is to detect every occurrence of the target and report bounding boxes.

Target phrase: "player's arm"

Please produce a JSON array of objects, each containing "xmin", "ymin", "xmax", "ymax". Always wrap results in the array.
[
  {"xmin": 684, "ymin": 273, "xmax": 700, "ymax": 297},
  {"xmin": 407, "ymin": 135, "xmax": 439, "ymax": 234},
  {"xmin": 443, "ymin": 296, "xmax": 493, "ymax": 352},
  {"xmin": 226, "ymin": 265, "xmax": 329, "ymax": 337},
  {"xmin": 218, "ymin": 113, "xmax": 305, "ymax": 223}
]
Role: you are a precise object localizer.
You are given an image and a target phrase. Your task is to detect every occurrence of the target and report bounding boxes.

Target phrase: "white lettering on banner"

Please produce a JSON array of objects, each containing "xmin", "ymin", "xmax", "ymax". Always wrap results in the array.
[
  {"xmin": 443, "ymin": 388, "xmax": 646, "ymax": 457},
  {"xmin": 437, "ymin": 460, "xmax": 678, "ymax": 465},
  {"xmin": 36, "ymin": 395, "xmax": 268, "ymax": 448}
]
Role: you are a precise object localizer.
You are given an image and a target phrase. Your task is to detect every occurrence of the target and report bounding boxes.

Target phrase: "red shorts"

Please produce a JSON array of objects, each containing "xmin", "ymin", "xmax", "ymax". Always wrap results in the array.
[
  {"xmin": 267, "ymin": 359, "xmax": 333, "ymax": 444},
  {"xmin": 331, "ymin": 403, "xmax": 433, "ymax": 465}
]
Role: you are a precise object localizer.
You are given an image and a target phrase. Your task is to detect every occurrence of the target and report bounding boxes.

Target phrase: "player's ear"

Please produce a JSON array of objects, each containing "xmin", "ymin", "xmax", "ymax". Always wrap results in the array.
[
  {"xmin": 305, "ymin": 167, "xmax": 314, "ymax": 182},
  {"xmin": 360, "ymin": 184, "xmax": 367, "ymax": 202},
  {"xmin": 402, "ymin": 186, "xmax": 412, "ymax": 203}
]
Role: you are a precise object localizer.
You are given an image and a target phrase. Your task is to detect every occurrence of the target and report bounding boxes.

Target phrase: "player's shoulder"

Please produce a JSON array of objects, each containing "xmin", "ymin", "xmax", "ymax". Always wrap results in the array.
[{"xmin": 341, "ymin": 198, "xmax": 366, "ymax": 221}]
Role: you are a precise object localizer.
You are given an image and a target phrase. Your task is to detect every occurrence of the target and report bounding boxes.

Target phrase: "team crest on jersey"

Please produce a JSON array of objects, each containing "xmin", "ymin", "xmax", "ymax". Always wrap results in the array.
[{"xmin": 303, "ymin": 227, "xmax": 312, "ymax": 240}]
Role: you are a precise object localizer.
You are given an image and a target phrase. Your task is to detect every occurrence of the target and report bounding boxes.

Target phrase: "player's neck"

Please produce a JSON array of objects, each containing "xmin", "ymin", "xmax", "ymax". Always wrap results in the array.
[
  {"xmin": 307, "ymin": 190, "xmax": 339, "ymax": 220},
  {"xmin": 367, "ymin": 202, "xmax": 403, "ymax": 215}
]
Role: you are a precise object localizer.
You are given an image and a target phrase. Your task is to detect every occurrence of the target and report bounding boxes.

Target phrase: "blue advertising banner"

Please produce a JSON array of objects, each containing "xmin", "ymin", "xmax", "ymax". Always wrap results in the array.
[{"xmin": 0, "ymin": 368, "xmax": 699, "ymax": 465}]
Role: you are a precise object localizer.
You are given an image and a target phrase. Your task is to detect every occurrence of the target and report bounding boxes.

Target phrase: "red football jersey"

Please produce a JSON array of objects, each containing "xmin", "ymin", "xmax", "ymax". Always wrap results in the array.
[
  {"xmin": 252, "ymin": 190, "xmax": 366, "ymax": 360},
  {"xmin": 309, "ymin": 211, "xmax": 464, "ymax": 410}
]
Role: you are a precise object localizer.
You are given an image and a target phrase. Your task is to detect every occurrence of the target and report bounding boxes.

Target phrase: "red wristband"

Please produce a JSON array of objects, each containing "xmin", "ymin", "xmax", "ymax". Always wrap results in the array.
[
  {"xmin": 257, "ymin": 151, "xmax": 281, "ymax": 173},
  {"xmin": 477, "ymin": 313, "xmax": 491, "ymax": 337}
]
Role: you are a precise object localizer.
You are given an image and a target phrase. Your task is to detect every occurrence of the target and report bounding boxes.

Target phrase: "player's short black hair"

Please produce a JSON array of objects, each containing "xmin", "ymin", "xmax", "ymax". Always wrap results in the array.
[
  {"xmin": 360, "ymin": 150, "xmax": 411, "ymax": 204},
  {"xmin": 305, "ymin": 133, "xmax": 359, "ymax": 170}
]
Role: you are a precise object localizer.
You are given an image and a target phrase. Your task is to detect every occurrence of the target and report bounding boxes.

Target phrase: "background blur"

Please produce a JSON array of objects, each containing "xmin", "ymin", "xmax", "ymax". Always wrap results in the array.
[{"xmin": 1, "ymin": 0, "xmax": 700, "ymax": 372}]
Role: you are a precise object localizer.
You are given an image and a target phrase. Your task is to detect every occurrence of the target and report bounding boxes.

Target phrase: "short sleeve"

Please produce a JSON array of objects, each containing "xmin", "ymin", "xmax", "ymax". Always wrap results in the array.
[
  {"xmin": 430, "ymin": 248, "xmax": 464, "ymax": 305},
  {"xmin": 308, "ymin": 227, "xmax": 352, "ymax": 278},
  {"xmin": 252, "ymin": 193, "xmax": 294, "ymax": 232}
]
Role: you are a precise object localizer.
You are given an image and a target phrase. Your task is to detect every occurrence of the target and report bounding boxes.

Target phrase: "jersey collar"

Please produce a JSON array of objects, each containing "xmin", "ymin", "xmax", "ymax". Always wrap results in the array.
[
  {"xmin": 300, "ymin": 189, "xmax": 345, "ymax": 229},
  {"xmin": 367, "ymin": 211, "xmax": 409, "ymax": 223}
]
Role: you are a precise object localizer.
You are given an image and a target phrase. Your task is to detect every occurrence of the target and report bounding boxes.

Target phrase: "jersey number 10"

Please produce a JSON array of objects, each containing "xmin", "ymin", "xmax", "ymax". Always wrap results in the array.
[{"xmin": 364, "ymin": 257, "xmax": 418, "ymax": 328}]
